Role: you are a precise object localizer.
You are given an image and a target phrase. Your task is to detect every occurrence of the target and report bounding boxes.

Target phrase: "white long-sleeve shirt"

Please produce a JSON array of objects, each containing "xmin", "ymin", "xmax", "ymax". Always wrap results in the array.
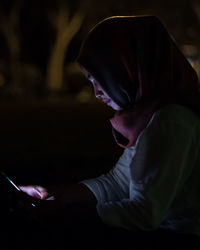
[{"xmin": 81, "ymin": 104, "xmax": 200, "ymax": 234}]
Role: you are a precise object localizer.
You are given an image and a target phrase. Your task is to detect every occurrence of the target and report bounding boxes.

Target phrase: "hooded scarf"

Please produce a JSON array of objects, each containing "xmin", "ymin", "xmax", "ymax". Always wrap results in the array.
[{"xmin": 77, "ymin": 16, "xmax": 200, "ymax": 148}]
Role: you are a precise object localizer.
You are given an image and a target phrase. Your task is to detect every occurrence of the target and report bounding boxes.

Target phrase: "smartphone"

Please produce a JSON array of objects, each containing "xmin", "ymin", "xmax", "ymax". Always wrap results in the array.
[
  {"xmin": 0, "ymin": 171, "xmax": 38, "ymax": 208},
  {"xmin": 0, "ymin": 171, "xmax": 21, "ymax": 192},
  {"xmin": 0, "ymin": 171, "xmax": 54, "ymax": 207}
]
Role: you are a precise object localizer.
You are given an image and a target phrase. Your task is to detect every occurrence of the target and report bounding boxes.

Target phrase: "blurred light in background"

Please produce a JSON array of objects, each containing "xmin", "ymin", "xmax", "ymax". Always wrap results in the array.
[
  {"xmin": 0, "ymin": 0, "xmax": 200, "ymax": 101},
  {"xmin": 182, "ymin": 44, "xmax": 200, "ymax": 81}
]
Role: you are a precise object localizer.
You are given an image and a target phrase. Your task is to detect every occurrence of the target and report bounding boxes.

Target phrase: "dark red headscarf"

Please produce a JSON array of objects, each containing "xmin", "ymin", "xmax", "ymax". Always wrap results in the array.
[{"xmin": 77, "ymin": 16, "xmax": 200, "ymax": 148}]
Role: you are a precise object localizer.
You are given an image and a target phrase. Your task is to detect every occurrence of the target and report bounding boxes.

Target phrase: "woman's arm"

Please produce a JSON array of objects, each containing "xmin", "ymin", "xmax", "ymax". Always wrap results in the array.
[
  {"xmin": 81, "ymin": 147, "xmax": 134, "ymax": 204},
  {"xmin": 94, "ymin": 115, "xmax": 198, "ymax": 231},
  {"xmin": 18, "ymin": 183, "xmax": 99, "ymax": 226}
]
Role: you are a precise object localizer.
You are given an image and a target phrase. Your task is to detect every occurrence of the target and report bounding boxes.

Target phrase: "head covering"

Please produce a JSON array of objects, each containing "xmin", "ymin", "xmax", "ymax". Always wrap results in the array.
[{"xmin": 77, "ymin": 16, "xmax": 200, "ymax": 148}]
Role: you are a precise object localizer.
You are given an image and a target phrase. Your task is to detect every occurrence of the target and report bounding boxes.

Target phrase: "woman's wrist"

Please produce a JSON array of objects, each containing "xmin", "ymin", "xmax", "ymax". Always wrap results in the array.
[{"xmin": 49, "ymin": 183, "xmax": 97, "ymax": 206}]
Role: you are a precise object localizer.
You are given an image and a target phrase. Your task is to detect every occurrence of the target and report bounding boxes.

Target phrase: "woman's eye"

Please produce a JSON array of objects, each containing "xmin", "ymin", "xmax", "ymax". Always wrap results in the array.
[{"xmin": 88, "ymin": 77, "xmax": 94, "ymax": 83}]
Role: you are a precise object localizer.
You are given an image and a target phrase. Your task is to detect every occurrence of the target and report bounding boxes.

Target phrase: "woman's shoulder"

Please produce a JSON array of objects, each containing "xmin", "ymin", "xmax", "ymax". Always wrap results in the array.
[{"xmin": 149, "ymin": 104, "xmax": 200, "ymax": 129}]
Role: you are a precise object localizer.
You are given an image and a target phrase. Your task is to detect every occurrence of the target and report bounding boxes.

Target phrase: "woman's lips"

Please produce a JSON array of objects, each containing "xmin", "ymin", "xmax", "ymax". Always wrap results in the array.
[{"xmin": 102, "ymin": 99, "xmax": 110, "ymax": 105}]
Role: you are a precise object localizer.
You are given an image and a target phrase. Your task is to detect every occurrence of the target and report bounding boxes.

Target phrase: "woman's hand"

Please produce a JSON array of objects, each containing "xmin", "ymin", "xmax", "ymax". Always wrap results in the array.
[
  {"xmin": 14, "ymin": 187, "xmax": 59, "ymax": 225},
  {"xmin": 14, "ymin": 183, "xmax": 98, "ymax": 226},
  {"xmin": 18, "ymin": 185, "xmax": 49, "ymax": 200},
  {"xmin": 14, "ymin": 185, "xmax": 55, "ymax": 224}
]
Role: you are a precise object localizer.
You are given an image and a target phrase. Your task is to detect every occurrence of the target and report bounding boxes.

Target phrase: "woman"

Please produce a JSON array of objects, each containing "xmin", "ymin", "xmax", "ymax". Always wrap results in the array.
[{"xmin": 18, "ymin": 16, "xmax": 200, "ymax": 246}]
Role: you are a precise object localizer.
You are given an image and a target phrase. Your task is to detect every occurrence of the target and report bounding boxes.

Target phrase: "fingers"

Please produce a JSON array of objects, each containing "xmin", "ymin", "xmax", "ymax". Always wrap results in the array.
[
  {"xmin": 18, "ymin": 185, "xmax": 49, "ymax": 199},
  {"xmin": 34, "ymin": 186, "xmax": 49, "ymax": 200}
]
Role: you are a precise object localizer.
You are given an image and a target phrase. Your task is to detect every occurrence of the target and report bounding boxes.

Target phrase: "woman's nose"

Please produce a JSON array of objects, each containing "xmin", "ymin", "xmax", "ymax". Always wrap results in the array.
[{"xmin": 93, "ymin": 85, "xmax": 103, "ymax": 98}]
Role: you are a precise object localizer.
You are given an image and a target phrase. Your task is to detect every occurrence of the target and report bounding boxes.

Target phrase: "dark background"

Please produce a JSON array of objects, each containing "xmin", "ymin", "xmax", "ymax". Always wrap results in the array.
[
  {"xmin": 0, "ymin": 1, "xmax": 200, "ymax": 248},
  {"xmin": 0, "ymin": 0, "xmax": 199, "ymax": 184}
]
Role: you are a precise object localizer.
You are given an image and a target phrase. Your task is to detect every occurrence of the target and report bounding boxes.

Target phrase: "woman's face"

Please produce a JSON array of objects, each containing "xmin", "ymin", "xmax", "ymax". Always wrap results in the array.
[{"xmin": 81, "ymin": 67, "xmax": 122, "ymax": 111}]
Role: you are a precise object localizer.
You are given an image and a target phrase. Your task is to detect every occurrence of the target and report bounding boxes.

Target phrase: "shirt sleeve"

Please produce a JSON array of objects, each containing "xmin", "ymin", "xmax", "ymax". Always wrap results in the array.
[
  {"xmin": 81, "ymin": 146, "xmax": 135, "ymax": 203},
  {"xmin": 96, "ymin": 117, "xmax": 197, "ymax": 231}
]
